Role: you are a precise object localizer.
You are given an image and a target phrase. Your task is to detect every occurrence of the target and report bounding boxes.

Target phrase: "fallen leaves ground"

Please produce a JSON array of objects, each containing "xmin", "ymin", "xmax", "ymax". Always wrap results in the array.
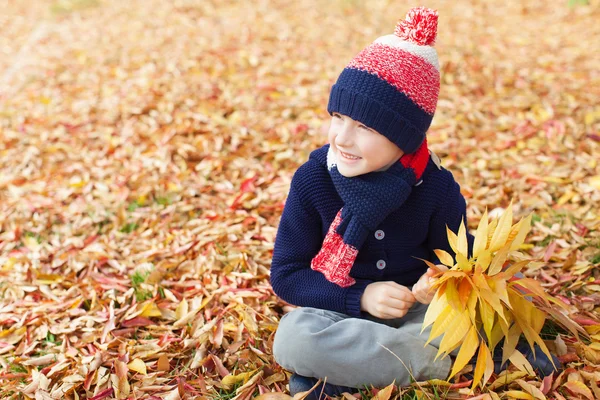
[{"xmin": 0, "ymin": 0, "xmax": 599, "ymax": 399}]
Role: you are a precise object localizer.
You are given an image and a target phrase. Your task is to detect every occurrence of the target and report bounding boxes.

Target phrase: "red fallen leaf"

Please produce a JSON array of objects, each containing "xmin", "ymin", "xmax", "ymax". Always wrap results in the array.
[
  {"xmin": 83, "ymin": 370, "xmax": 95, "ymax": 390},
  {"xmin": 60, "ymin": 122, "xmax": 86, "ymax": 132},
  {"xmin": 540, "ymin": 269, "xmax": 558, "ymax": 284},
  {"xmin": 14, "ymin": 226, "xmax": 21, "ymax": 241},
  {"xmin": 540, "ymin": 373, "xmax": 553, "ymax": 394},
  {"xmin": 240, "ymin": 175, "xmax": 258, "ymax": 193},
  {"xmin": 40, "ymin": 365, "xmax": 54, "ymax": 375},
  {"xmin": 580, "ymin": 295, "xmax": 600, "ymax": 305},
  {"xmin": 83, "ymin": 234, "xmax": 98, "ymax": 247},
  {"xmin": 587, "ymin": 134, "xmax": 600, "ymax": 142},
  {"xmin": 449, "ymin": 380, "xmax": 472, "ymax": 389},
  {"xmin": 89, "ymin": 388, "xmax": 114, "ymax": 400},
  {"xmin": 294, "ymin": 123, "xmax": 309, "ymax": 134},
  {"xmin": 95, "ymin": 257, "xmax": 109, "ymax": 267},
  {"xmin": 542, "ymin": 120, "xmax": 565, "ymax": 138},
  {"xmin": 209, "ymin": 354, "xmax": 230, "ymax": 378},
  {"xmin": 8, "ymin": 248, "xmax": 28, "ymax": 257},
  {"xmin": 10, "ymin": 177, "xmax": 27, "ymax": 186},
  {"xmin": 543, "ymin": 240, "xmax": 557, "ymax": 262},
  {"xmin": 121, "ymin": 316, "xmax": 155, "ymax": 327},
  {"xmin": 573, "ymin": 317, "xmax": 599, "ymax": 326},
  {"xmin": 178, "ymin": 377, "xmax": 198, "ymax": 393},
  {"xmin": 111, "ymin": 328, "xmax": 136, "ymax": 337},
  {"xmin": 557, "ymin": 353, "xmax": 579, "ymax": 363},
  {"xmin": 555, "ymin": 295, "xmax": 571, "ymax": 305},
  {"xmin": 242, "ymin": 216, "xmax": 257, "ymax": 228},
  {"xmin": 229, "ymin": 193, "xmax": 245, "ymax": 209},
  {"xmin": 576, "ymin": 223, "xmax": 589, "ymax": 237},
  {"xmin": 229, "ymin": 176, "xmax": 259, "ymax": 210},
  {"xmin": 157, "ymin": 333, "xmax": 181, "ymax": 347}
]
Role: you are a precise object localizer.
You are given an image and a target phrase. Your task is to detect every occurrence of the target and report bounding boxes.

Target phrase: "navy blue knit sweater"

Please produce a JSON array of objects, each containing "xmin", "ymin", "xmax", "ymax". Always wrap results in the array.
[{"xmin": 270, "ymin": 144, "xmax": 474, "ymax": 318}]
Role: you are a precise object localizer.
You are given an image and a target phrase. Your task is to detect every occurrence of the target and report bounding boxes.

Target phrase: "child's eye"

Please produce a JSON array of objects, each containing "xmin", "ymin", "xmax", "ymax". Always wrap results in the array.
[
  {"xmin": 359, "ymin": 125, "xmax": 371, "ymax": 131},
  {"xmin": 333, "ymin": 113, "xmax": 343, "ymax": 119}
]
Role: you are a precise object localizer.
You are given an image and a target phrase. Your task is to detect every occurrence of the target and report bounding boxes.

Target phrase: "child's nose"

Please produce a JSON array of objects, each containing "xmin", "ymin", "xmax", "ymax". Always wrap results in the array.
[{"xmin": 335, "ymin": 123, "xmax": 354, "ymax": 147}]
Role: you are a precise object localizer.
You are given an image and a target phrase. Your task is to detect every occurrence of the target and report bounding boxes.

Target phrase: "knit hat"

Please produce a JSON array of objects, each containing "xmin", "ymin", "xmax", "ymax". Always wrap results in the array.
[{"xmin": 327, "ymin": 7, "xmax": 440, "ymax": 154}]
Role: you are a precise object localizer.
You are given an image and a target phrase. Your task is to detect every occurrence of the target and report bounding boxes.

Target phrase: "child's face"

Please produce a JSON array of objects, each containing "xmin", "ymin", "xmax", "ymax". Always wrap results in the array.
[{"xmin": 328, "ymin": 113, "xmax": 404, "ymax": 177}]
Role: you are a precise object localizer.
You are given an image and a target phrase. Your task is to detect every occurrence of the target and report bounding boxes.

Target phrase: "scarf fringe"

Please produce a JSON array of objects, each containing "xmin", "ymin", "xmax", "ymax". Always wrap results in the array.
[{"xmin": 310, "ymin": 210, "xmax": 357, "ymax": 288}]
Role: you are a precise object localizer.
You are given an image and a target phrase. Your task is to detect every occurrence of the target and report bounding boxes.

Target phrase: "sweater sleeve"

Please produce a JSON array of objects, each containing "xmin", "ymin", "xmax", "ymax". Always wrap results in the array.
[
  {"xmin": 270, "ymin": 168, "xmax": 372, "ymax": 317},
  {"xmin": 426, "ymin": 173, "xmax": 475, "ymax": 264}
]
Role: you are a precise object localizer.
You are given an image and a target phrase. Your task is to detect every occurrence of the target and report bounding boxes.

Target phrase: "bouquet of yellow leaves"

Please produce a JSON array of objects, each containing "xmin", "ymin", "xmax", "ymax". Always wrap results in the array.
[{"xmin": 420, "ymin": 203, "xmax": 570, "ymax": 390}]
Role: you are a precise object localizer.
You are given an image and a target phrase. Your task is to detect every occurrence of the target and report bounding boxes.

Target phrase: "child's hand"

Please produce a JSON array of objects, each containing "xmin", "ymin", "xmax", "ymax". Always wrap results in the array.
[
  {"xmin": 412, "ymin": 265, "xmax": 449, "ymax": 304},
  {"xmin": 360, "ymin": 282, "xmax": 416, "ymax": 319}
]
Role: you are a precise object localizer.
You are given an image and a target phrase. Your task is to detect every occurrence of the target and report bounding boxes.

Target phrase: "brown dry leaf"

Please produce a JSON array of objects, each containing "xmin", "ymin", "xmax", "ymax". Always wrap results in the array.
[{"xmin": 157, "ymin": 354, "xmax": 170, "ymax": 372}]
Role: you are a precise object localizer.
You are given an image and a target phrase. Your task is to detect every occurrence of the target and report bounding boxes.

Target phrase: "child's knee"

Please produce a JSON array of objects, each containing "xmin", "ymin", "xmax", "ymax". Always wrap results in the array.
[
  {"xmin": 273, "ymin": 309, "xmax": 316, "ymax": 367},
  {"xmin": 273, "ymin": 307, "xmax": 344, "ymax": 370}
]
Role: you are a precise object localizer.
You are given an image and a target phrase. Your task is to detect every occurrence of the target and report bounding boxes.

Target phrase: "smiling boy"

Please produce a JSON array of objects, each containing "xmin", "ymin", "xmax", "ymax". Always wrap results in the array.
[{"xmin": 270, "ymin": 7, "xmax": 469, "ymax": 398}]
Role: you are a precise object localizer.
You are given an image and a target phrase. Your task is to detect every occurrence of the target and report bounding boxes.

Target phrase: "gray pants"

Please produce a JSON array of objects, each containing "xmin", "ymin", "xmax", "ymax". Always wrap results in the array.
[{"xmin": 273, "ymin": 302, "xmax": 459, "ymax": 389}]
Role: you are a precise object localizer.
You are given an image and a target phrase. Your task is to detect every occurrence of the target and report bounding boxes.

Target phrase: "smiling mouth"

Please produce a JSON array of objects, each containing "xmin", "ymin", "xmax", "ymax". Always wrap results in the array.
[{"xmin": 339, "ymin": 150, "xmax": 362, "ymax": 160}]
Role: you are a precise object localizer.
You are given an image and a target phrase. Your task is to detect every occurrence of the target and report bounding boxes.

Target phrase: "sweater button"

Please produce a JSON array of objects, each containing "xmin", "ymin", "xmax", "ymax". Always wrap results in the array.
[
  {"xmin": 376, "ymin": 260, "xmax": 386, "ymax": 270},
  {"xmin": 374, "ymin": 230, "xmax": 385, "ymax": 240}
]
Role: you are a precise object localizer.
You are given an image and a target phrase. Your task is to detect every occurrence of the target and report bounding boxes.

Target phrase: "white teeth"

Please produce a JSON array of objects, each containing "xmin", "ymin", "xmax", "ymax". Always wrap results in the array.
[{"xmin": 340, "ymin": 151, "xmax": 361, "ymax": 160}]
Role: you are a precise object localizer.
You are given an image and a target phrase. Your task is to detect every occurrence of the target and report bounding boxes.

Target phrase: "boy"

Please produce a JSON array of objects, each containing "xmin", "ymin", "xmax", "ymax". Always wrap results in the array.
[{"xmin": 270, "ymin": 7, "xmax": 558, "ymax": 398}]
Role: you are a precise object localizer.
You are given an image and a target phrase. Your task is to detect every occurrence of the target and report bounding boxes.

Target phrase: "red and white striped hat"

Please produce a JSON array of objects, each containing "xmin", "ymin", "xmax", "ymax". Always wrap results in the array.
[{"xmin": 327, "ymin": 7, "xmax": 440, "ymax": 154}]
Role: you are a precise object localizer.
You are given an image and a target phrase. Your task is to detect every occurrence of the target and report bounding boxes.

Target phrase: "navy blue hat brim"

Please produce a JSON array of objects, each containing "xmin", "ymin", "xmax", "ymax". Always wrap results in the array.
[{"xmin": 327, "ymin": 68, "xmax": 433, "ymax": 154}]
